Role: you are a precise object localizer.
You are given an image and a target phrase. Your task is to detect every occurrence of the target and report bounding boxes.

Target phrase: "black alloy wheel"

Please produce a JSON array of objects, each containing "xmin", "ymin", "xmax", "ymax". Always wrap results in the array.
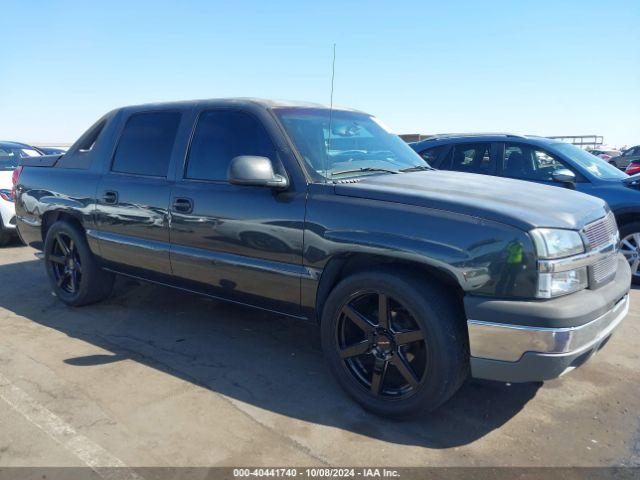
[
  {"xmin": 321, "ymin": 270, "xmax": 469, "ymax": 417},
  {"xmin": 44, "ymin": 220, "xmax": 114, "ymax": 306},
  {"xmin": 336, "ymin": 290, "xmax": 427, "ymax": 399},
  {"xmin": 48, "ymin": 232, "xmax": 82, "ymax": 294}
]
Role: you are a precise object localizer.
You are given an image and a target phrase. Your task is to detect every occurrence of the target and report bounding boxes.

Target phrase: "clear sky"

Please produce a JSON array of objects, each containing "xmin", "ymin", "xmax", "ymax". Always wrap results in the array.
[{"xmin": 2, "ymin": 0, "xmax": 638, "ymax": 147}]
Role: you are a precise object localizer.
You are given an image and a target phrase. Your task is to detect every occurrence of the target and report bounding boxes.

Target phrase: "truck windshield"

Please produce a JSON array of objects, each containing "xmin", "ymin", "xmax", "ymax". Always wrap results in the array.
[
  {"xmin": 274, "ymin": 108, "xmax": 427, "ymax": 179},
  {"xmin": 552, "ymin": 143, "xmax": 627, "ymax": 180},
  {"xmin": 0, "ymin": 146, "xmax": 41, "ymax": 171}
]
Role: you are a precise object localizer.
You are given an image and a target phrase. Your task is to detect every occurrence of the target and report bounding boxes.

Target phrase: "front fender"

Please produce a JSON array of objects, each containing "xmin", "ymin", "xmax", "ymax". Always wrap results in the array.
[{"xmin": 301, "ymin": 187, "xmax": 537, "ymax": 313}]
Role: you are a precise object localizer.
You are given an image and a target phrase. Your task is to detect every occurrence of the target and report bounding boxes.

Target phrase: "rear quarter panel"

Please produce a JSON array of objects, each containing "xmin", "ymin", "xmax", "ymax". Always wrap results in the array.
[{"xmin": 15, "ymin": 167, "xmax": 101, "ymax": 251}]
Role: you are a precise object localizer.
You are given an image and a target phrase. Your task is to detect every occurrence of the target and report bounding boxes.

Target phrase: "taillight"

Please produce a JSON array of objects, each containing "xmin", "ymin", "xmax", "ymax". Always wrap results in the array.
[
  {"xmin": 626, "ymin": 164, "xmax": 640, "ymax": 176},
  {"xmin": 11, "ymin": 165, "xmax": 23, "ymax": 200}
]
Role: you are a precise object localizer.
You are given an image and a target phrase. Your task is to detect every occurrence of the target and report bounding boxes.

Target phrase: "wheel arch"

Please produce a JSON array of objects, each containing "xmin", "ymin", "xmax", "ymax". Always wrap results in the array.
[
  {"xmin": 612, "ymin": 208, "xmax": 640, "ymax": 230},
  {"xmin": 314, "ymin": 253, "xmax": 464, "ymax": 324},
  {"xmin": 41, "ymin": 210, "xmax": 86, "ymax": 244}
]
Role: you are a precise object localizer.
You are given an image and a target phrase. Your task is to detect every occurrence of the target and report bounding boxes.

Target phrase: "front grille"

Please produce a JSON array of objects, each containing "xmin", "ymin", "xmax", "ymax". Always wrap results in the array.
[
  {"xmin": 592, "ymin": 254, "xmax": 617, "ymax": 283},
  {"xmin": 583, "ymin": 212, "xmax": 617, "ymax": 250}
]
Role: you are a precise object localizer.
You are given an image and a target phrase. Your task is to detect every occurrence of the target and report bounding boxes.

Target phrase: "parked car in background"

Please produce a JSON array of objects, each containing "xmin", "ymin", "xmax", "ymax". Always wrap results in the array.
[
  {"xmin": 625, "ymin": 159, "xmax": 640, "ymax": 176},
  {"xmin": 13, "ymin": 100, "xmax": 630, "ymax": 417},
  {"xmin": 616, "ymin": 145, "xmax": 640, "ymax": 172},
  {"xmin": 0, "ymin": 141, "xmax": 42, "ymax": 245},
  {"xmin": 38, "ymin": 146, "xmax": 68, "ymax": 155},
  {"xmin": 411, "ymin": 134, "xmax": 640, "ymax": 283},
  {"xmin": 590, "ymin": 147, "xmax": 622, "ymax": 166}
]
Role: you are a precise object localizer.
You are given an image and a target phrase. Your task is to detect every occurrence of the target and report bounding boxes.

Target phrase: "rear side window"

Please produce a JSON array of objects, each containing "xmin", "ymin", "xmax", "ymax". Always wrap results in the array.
[
  {"xmin": 112, "ymin": 111, "xmax": 181, "ymax": 177},
  {"xmin": 186, "ymin": 110, "xmax": 276, "ymax": 182},
  {"xmin": 77, "ymin": 119, "xmax": 106, "ymax": 152},
  {"xmin": 444, "ymin": 143, "xmax": 495, "ymax": 175}
]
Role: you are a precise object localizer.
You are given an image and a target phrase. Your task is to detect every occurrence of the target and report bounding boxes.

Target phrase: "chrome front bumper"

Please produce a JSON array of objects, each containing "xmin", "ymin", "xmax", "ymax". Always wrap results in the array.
[
  {"xmin": 468, "ymin": 294, "xmax": 629, "ymax": 362},
  {"xmin": 467, "ymin": 294, "xmax": 629, "ymax": 382}
]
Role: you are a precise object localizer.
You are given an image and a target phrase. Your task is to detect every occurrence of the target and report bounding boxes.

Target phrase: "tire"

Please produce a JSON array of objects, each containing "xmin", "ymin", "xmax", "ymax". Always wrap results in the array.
[
  {"xmin": 0, "ymin": 216, "xmax": 11, "ymax": 247},
  {"xmin": 44, "ymin": 220, "xmax": 115, "ymax": 306},
  {"xmin": 321, "ymin": 269, "xmax": 469, "ymax": 417},
  {"xmin": 619, "ymin": 221, "xmax": 640, "ymax": 285},
  {"xmin": 0, "ymin": 230, "xmax": 11, "ymax": 247}
]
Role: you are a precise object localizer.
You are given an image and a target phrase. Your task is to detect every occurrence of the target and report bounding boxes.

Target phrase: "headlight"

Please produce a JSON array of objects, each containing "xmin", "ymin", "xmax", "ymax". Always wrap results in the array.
[
  {"xmin": 530, "ymin": 228, "xmax": 584, "ymax": 259},
  {"xmin": 537, "ymin": 267, "xmax": 588, "ymax": 298},
  {"xmin": 531, "ymin": 228, "xmax": 587, "ymax": 298}
]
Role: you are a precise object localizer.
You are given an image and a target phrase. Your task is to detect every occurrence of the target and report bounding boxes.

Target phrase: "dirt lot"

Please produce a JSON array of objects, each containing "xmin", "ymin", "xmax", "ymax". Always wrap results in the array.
[{"xmin": 0, "ymin": 241, "xmax": 638, "ymax": 468}]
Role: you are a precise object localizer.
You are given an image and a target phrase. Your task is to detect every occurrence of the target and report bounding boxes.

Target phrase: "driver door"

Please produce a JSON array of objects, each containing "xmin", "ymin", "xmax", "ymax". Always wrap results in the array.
[{"xmin": 168, "ymin": 108, "xmax": 307, "ymax": 315}]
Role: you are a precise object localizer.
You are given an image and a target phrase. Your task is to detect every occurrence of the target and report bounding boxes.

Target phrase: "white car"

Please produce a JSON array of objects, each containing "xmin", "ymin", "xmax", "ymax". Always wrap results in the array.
[{"xmin": 0, "ymin": 141, "xmax": 42, "ymax": 246}]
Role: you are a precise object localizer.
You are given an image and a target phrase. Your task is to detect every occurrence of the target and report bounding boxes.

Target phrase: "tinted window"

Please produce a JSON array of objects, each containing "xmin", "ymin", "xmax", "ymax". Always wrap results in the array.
[
  {"xmin": 503, "ymin": 143, "xmax": 579, "ymax": 181},
  {"xmin": 445, "ymin": 143, "xmax": 495, "ymax": 174},
  {"xmin": 77, "ymin": 119, "xmax": 106, "ymax": 152},
  {"xmin": 112, "ymin": 112, "xmax": 181, "ymax": 177},
  {"xmin": 186, "ymin": 110, "xmax": 276, "ymax": 182},
  {"xmin": 419, "ymin": 145, "xmax": 449, "ymax": 167}
]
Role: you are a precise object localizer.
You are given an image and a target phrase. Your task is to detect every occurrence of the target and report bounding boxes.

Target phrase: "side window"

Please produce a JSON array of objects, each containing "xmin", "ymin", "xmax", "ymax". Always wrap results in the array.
[
  {"xmin": 186, "ymin": 110, "xmax": 276, "ymax": 182},
  {"xmin": 503, "ymin": 143, "xmax": 578, "ymax": 181},
  {"xmin": 447, "ymin": 143, "xmax": 495, "ymax": 175},
  {"xmin": 112, "ymin": 111, "xmax": 181, "ymax": 177},
  {"xmin": 77, "ymin": 119, "xmax": 106, "ymax": 153},
  {"xmin": 419, "ymin": 145, "xmax": 448, "ymax": 168}
]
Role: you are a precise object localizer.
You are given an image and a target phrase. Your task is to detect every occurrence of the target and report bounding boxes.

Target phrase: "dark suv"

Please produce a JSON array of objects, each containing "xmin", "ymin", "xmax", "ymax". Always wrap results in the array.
[{"xmin": 411, "ymin": 134, "xmax": 640, "ymax": 283}]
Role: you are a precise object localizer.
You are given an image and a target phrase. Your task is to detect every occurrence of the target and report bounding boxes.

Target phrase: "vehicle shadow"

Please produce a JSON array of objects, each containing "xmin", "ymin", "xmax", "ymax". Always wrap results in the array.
[{"xmin": 0, "ymin": 258, "xmax": 540, "ymax": 449}]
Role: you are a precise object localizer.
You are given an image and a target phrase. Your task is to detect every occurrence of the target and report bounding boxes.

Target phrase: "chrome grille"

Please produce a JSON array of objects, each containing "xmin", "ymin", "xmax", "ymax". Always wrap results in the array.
[
  {"xmin": 592, "ymin": 254, "xmax": 617, "ymax": 283},
  {"xmin": 583, "ymin": 213, "xmax": 618, "ymax": 250}
]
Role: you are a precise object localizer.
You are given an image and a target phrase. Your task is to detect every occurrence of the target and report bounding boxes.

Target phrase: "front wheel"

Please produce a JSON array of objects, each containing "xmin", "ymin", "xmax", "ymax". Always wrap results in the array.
[
  {"xmin": 321, "ymin": 270, "xmax": 468, "ymax": 417},
  {"xmin": 619, "ymin": 221, "xmax": 640, "ymax": 285},
  {"xmin": 44, "ymin": 221, "xmax": 115, "ymax": 306},
  {"xmin": 0, "ymin": 230, "xmax": 11, "ymax": 247}
]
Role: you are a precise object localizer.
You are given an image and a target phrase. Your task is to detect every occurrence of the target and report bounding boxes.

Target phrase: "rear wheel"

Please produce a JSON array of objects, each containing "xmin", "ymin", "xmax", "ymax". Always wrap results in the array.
[
  {"xmin": 321, "ymin": 270, "xmax": 468, "ymax": 417},
  {"xmin": 619, "ymin": 221, "xmax": 640, "ymax": 285},
  {"xmin": 44, "ymin": 221, "xmax": 115, "ymax": 306}
]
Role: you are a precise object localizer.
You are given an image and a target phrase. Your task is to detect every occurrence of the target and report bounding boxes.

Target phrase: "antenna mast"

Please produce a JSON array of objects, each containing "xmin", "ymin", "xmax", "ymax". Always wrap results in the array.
[{"xmin": 326, "ymin": 43, "xmax": 336, "ymax": 181}]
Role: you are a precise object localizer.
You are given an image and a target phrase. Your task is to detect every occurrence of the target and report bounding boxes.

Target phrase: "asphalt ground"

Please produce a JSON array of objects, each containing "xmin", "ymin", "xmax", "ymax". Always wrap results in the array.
[{"xmin": 0, "ymin": 240, "xmax": 638, "ymax": 470}]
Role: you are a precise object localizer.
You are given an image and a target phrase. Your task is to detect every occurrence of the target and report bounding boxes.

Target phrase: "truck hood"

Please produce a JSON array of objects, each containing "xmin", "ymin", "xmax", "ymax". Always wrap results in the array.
[{"xmin": 334, "ymin": 171, "xmax": 607, "ymax": 231}]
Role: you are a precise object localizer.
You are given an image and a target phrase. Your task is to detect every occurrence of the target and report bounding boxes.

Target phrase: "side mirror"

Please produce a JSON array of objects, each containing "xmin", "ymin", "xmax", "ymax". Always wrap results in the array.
[
  {"xmin": 552, "ymin": 168, "xmax": 576, "ymax": 187},
  {"xmin": 228, "ymin": 156, "xmax": 289, "ymax": 189}
]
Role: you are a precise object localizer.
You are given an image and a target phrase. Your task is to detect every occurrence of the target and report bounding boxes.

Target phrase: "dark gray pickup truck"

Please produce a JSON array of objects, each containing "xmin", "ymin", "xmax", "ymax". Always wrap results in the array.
[{"xmin": 14, "ymin": 99, "xmax": 631, "ymax": 417}]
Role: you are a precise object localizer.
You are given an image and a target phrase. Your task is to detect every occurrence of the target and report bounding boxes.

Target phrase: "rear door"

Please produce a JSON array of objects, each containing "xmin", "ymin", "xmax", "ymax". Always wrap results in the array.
[
  {"xmin": 94, "ymin": 109, "xmax": 191, "ymax": 276},
  {"xmin": 168, "ymin": 108, "xmax": 306, "ymax": 315}
]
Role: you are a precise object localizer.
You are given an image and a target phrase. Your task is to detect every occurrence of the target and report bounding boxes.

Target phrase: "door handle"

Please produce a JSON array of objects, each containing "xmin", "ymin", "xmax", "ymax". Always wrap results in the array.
[
  {"xmin": 172, "ymin": 197, "xmax": 193, "ymax": 214},
  {"xmin": 103, "ymin": 190, "xmax": 118, "ymax": 204}
]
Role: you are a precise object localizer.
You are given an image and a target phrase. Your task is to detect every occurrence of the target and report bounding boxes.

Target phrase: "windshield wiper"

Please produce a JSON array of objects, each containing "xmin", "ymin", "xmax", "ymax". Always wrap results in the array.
[
  {"xmin": 330, "ymin": 167, "xmax": 399, "ymax": 176},
  {"xmin": 399, "ymin": 165, "xmax": 433, "ymax": 172}
]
